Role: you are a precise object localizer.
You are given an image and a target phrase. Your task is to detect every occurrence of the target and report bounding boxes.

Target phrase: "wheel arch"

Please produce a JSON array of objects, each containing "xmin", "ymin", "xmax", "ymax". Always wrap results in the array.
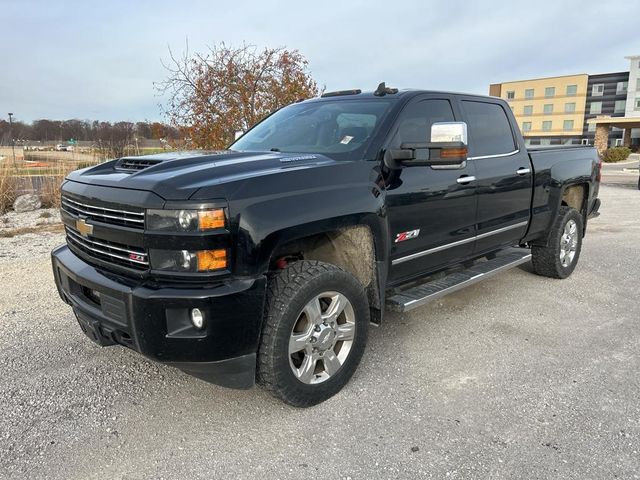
[{"xmin": 260, "ymin": 215, "xmax": 388, "ymax": 321}]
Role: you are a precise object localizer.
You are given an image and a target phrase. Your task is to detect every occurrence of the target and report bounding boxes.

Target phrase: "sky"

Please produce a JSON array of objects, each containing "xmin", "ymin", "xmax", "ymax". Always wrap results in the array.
[{"xmin": 2, "ymin": 0, "xmax": 640, "ymax": 123}]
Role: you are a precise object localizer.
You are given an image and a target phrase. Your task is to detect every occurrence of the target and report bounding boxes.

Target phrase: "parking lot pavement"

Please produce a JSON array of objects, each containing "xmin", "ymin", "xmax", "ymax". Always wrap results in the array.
[
  {"xmin": 1, "ymin": 185, "xmax": 639, "ymax": 480},
  {"xmin": 601, "ymin": 156, "xmax": 639, "ymax": 189}
]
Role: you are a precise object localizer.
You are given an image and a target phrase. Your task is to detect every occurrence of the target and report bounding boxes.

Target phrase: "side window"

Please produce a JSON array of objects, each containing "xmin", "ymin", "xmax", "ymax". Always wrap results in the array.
[
  {"xmin": 461, "ymin": 101, "xmax": 516, "ymax": 157},
  {"xmin": 390, "ymin": 99, "xmax": 455, "ymax": 147}
]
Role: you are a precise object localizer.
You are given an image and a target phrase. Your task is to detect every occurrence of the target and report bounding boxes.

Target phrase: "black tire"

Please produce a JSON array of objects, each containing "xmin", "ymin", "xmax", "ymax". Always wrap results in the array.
[
  {"xmin": 531, "ymin": 206, "xmax": 583, "ymax": 279},
  {"xmin": 257, "ymin": 260, "xmax": 369, "ymax": 407}
]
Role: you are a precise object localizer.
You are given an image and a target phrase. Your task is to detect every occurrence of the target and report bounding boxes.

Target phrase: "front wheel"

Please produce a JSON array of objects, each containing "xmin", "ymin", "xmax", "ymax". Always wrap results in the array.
[
  {"xmin": 257, "ymin": 260, "xmax": 369, "ymax": 407},
  {"xmin": 532, "ymin": 206, "xmax": 583, "ymax": 279}
]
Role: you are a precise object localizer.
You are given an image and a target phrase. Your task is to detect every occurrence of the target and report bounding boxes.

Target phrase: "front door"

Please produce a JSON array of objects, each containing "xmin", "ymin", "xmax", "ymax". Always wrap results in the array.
[{"xmin": 385, "ymin": 96, "xmax": 477, "ymax": 284}]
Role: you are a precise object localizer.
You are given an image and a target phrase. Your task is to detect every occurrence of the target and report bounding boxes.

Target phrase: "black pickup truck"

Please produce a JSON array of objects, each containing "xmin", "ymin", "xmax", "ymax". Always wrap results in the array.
[{"xmin": 51, "ymin": 84, "xmax": 601, "ymax": 407}]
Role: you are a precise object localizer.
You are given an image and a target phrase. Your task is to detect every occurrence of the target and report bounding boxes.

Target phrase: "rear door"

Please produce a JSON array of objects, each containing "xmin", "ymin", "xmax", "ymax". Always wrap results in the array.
[
  {"xmin": 386, "ymin": 95, "xmax": 477, "ymax": 284},
  {"xmin": 457, "ymin": 98, "xmax": 532, "ymax": 253}
]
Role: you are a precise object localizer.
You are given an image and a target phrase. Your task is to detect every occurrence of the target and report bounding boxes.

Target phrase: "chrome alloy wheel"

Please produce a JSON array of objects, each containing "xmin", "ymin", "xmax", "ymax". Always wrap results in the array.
[
  {"xmin": 559, "ymin": 219, "xmax": 579, "ymax": 268},
  {"xmin": 288, "ymin": 291, "xmax": 356, "ymax": 385}
]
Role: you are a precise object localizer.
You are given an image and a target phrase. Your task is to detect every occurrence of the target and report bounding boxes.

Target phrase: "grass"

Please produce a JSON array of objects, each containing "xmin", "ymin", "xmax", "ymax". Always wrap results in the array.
[
  {"xmin": 0, "ymin": 223, "xmax": 64, "ymax": 238},
  {"xmin": 0, "ymin": 162, "xmax": 17, "ymax": 214},
  {"xmin": 0, "ymin": 160, "xmax": 75, "ymax": 212},
  {"xmin": 1, "ymin": 145, "xmax": 177, "ymax": 213}
]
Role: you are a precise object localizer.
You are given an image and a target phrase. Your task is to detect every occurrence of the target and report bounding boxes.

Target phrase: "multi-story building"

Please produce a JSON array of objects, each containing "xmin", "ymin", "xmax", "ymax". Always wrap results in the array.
[
  {"xmin": 624, "ymin": 55, "xmax": 640, "ymax": 118},
  {"xmin": 582, "ymin": 71, "xmax": 629, "ymax": 147},
  {"xmin": 489, "ymin": 74, "xmax": 589, "ymax": 146}
]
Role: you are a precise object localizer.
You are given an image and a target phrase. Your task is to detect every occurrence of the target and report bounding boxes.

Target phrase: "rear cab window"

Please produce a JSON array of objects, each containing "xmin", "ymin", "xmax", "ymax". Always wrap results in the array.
[{"xmin": 460, "ymin": 100, "xmax": 516, "ymax": 157}]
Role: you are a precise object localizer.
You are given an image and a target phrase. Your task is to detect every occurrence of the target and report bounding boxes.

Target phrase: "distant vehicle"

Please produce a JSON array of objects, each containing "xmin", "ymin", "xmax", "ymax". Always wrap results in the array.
[
  {"xmin": 52, "ymin": 84, "xmax": 602, "ymax": 407},
  {"xmin": 56, "ymin": 144, "xmax": 68, "ymax": 152}
]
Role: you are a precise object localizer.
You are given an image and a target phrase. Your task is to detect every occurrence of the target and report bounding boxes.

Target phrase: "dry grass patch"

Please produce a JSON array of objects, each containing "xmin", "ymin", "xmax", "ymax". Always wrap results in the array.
[
  {"xmin": 0, "ymin": 223, "xmax": 64, "ymax": 238},
  {"xmin": 0, "ymin": 162, "xmax": 18, "ymax": 213}
]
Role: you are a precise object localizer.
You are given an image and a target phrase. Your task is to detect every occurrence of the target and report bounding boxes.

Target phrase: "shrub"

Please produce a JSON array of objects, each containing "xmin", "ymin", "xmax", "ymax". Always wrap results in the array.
[{"xmin": 602, "ymin": 146, "xmax": 632, "ymax": 163}]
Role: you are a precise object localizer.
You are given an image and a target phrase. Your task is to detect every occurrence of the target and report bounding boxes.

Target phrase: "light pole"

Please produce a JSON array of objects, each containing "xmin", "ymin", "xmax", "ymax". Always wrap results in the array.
[{"xmin": 8, "ymin": 113, "xmax": 16, "ymax": 167}]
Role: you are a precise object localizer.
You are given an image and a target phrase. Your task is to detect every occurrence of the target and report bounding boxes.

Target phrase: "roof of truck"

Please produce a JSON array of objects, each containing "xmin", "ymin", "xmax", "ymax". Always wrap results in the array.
[{"xmin": 307, "ymin": 87, "xmax": 498, "ymax": 103}]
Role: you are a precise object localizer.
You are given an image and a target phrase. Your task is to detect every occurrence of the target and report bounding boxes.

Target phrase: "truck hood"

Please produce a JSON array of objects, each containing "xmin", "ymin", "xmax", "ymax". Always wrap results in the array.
[{"xmin": 66, "ymin": 150, "xmax": 337, "ymax": 201}]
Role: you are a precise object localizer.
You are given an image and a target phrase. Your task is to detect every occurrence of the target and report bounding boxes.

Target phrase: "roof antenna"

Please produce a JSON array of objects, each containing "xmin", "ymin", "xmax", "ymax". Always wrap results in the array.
[{"xmin": 373, "ymin": 82, "xmax": 398, "ymax": 96}]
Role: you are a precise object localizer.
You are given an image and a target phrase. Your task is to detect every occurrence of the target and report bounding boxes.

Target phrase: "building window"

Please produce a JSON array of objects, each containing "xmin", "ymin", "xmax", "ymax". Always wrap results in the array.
[
  {"xmin": 506, "ymin": 91, "xmax": 515, "ymax": 100},
  {"xmin": 565, "ymin": 102, "xmax": 576, "ymax": 113},
  {"xmin": 614, "ymin": 100, "xmax": 626, "ymax": 113},
  {"xmin": 525, "ymin": 89, "xmax": 534, "ymax": 99},
  {"xmin": 566, "ymin": 85, "xmax": 577, "ymax": 96},
  {"xmin": 542, "ymin": 121, "xmax": 552, "ymax": 131},
  {"xmin": 543, "ymin": 104, "xmax": 553, "ymax": 114},
  {"xmin": 636, "ymin": 78, "xmax": 640, "ymax": 91},
  {"xmin": 635, "ymin": 98, "xmax": 640, "ymax": 110},
  {"xmin": 523, "ymin": 105, "xmax": 533, "ymax": 115},
  {"xmin": 592, "ymin": 84, "xmax": 604, "ymax": 96},
  {"xmin": 615, "ymin": 138, "xmax": 623, "ymax": 146},
  {"xmin": 617, "ymin": 81, "xmax": 628, "ymax": 95},
  {"xmin": 522, "ymin": 122, "xmax": 532, "ymax": 131},
  {"xmin": 581, "ymin": 138, "xmax": 589, "ymax": 145},
  {"xmin": 590, "ymin": 101, "xmax": 602, "ymax": 114},
  {"xmin": 587, "ymin": 122, "xmax": 596, "ymax": 132},
  {"xmin": 545, "ymin": 87, "xmax": 555, "ymax": 97},
  {"xmin": 563, "ymin": 120, "xmax": 574, "ymax": 131}
]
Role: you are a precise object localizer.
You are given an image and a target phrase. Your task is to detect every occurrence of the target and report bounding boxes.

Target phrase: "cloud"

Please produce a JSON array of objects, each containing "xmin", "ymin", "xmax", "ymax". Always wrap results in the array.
[{"xmin": 2, "ymin": 0, "xmax": 639, "ymax": 122}]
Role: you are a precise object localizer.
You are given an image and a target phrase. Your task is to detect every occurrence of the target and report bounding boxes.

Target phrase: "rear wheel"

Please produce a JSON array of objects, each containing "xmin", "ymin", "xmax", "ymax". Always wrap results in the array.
[
  {"xmin": 257, "ymin": 260, "xmax": 369, "ymax": 407},
  {"xmin": 532, "ymin": 206, "xmax": 583, "ymax": 279}
]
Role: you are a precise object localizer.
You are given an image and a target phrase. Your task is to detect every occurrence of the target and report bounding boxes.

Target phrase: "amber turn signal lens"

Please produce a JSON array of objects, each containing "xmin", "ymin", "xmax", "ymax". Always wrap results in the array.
[
  {"xmin": 440, "ymin": 147, "xmax": 468, "ymax": 158},
  {"xmin": 198, "ymin": 209, "xmax": 225, "ymax": 230},
  {"xmin": 196, "ymin": 249, "xmax": 227, "ymax": 271}
]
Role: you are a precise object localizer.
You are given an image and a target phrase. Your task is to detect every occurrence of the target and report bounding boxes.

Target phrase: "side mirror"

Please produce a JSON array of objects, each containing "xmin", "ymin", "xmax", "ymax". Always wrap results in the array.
[
  {"xmin": 430, "ymin": 122, "xmax": 468, "ymax": 144},
  {"xmin": 384, "ymin": 122, "xmax": 469, "ymax": 169}
]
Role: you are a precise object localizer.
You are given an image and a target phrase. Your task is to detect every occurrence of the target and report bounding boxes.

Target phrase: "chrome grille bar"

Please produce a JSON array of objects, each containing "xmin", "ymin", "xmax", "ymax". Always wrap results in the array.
[
  {"xmin": 62, "ymin": 196, "xmax": 144, "ymax": 217},
  {"xmin": 65, "ymin": 227, "xmax": 148, "ymax": 268},
  {"xmin": 61, "ymin": 195, "xmax": 145, "ymax": 230}
]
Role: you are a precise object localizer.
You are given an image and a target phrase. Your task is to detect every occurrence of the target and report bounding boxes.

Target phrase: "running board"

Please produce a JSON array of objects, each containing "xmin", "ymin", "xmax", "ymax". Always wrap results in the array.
[{"xmin": 387, "ymin": 248, "xmax": 532, "ymax": 313}]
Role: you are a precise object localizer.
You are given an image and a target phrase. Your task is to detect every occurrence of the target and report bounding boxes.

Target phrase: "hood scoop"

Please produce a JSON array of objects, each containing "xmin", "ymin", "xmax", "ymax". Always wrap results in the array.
[{"xmin": 116, "ymin": 157, "xmax": 163, "ymax": 172}]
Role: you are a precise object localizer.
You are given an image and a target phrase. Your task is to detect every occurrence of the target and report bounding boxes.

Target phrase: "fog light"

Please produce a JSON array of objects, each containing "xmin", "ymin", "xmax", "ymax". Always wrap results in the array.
[{"xmin": 191, "ymin": 308, "xmax": 205, "ymax": 329}]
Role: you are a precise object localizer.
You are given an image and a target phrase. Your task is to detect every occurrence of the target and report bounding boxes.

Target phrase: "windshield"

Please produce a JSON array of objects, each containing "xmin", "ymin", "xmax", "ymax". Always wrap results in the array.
[{"xmin": 230, "ymin": 99, "xmax": 393, "ymax": 160}]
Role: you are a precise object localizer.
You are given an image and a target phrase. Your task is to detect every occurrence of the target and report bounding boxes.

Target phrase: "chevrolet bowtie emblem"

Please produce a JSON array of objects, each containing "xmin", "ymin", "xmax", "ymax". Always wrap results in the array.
[{"xmin": 76, "ymin": 218, "xmax": 94, "ymax": 237}]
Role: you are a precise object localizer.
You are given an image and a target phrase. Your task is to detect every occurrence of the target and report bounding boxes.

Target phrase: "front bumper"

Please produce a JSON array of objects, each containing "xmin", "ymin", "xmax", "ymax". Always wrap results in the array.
[{"xmin": 51, "ymin": 244, "xmax": 266, "ymax": 389}]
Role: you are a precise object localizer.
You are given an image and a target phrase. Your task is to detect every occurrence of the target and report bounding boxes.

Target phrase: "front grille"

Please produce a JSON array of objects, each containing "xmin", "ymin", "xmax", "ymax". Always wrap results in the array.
[
  {"xmin": 61, "ymin": 195, "xmax": 145, "ymax": 229},
  {"xmin": 65, "ymin": 226, "xmax": 148, "ymax": 270},
  {"xmin": 116, "ymin": 158, "xmax": 162, "ymax": 171}
]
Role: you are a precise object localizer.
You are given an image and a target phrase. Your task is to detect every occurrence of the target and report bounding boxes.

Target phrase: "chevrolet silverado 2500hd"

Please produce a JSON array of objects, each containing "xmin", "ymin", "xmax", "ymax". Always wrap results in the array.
[{"xmin": 51, "ymin": 84, "xmax": 601, "ymax": 407}]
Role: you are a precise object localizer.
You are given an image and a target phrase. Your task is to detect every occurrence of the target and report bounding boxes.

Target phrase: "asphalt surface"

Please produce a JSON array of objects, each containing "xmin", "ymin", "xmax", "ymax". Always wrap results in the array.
[
  {"xmin": 1, "ymin": 185, "xmax": 639, "ymax": 480},
  {"xmin": 601, "ymin": 155, "xmax": 639, "ymax": 189}
]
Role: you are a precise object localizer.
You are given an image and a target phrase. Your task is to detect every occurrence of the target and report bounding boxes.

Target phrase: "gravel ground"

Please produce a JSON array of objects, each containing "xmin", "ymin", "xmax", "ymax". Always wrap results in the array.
[
  {"xmin": 0, "ymin": 185, "xmax": 639, "ymax": 480},
  {"xmin": 0, "ymin": 208, "xmax": 61, "ymax": 232}
]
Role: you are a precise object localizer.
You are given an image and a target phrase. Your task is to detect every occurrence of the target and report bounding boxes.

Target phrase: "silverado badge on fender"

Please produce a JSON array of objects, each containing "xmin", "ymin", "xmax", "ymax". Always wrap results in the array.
[
  {"xmin": 395, "ymin": 229, "xmax": 420, "ymax": 243},
  {"xmin": 76, "ymin": 218, "xmax": 94, "ymax": 237}
]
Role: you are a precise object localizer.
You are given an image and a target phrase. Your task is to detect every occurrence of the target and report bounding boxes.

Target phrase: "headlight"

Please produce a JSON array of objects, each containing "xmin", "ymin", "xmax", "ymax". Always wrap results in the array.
[
  {"xmin": 149, "ymin": 249, "xmax": 227, "ymax": 272},
  {"xmin": 146, "ymin": 208, "xmax": 225, "ymax": 231}
]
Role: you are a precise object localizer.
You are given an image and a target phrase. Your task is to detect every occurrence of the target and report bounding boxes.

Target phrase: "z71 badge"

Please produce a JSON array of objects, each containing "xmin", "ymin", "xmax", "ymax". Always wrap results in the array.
[{"xmin": 395, "ymin": 229, "xmax": 420, "ymax": 243}]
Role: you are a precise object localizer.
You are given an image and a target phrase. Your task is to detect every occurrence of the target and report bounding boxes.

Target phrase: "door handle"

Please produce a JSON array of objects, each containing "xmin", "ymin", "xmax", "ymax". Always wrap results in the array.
[
  {"xmin": 456, "ymin": 175, "xmax": 476, "ymax": 185},
  {"xmin": 516, "ymin": 167, "xmax": 531, "ymax": 176}
]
